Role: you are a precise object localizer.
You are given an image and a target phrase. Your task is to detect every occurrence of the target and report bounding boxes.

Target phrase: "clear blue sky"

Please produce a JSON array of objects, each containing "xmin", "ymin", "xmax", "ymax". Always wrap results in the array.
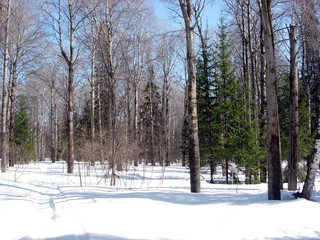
[{"xmin": 151, "ymin": 0, "xmax": 224, "ymax": 30}]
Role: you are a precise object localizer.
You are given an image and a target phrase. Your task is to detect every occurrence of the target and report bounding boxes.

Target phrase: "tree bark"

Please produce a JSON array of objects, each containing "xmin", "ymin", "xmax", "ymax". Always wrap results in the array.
[
  {"xmin": 288, "ymin": 24, "xmax": 299, "ymax": 191},
  {"xmin": 1, "ymin": 0, "xmax": 12, "ymax": 173},
  {"xmin": 50, "ymin": 77, "xmax": 58, "ymax": 163},
  {"xmin": 90, "ymin": 43, "xmax": 96, "ymax": 167},
  {"xmin": 67, "ymin": 0, "xmax": 75, "ymax": 174},
  {"xmin": 97, "ymin": 82, "xmax": 104, "ymax": 164},
  {"xmin": 260, "ymin": 0, "xmax": 282, "ymax": 200},
  {"xmin": 259, "ymin": 4, "xmax": 267, "ymax": 182},
  {"xmin": 58, "ymin": 0, "xmax": 75, "ymax": 173},
  {"xmin": 179, "ymin": 0, "xmax": 201, "ymax": 193},
  {"xmin": 300, "ymin": 131, "xmax": 320, "ymax": 200},
  {"xmin": 133, "ymin": 81, "xmax": 139, "ymax": 166},
  {"xmin": 162, "ymin": 64, "xmax": 170, "ymax": 166},
  {"xmin": 9, "ymin": 62, "xmax": 17, "ymax": 167}
]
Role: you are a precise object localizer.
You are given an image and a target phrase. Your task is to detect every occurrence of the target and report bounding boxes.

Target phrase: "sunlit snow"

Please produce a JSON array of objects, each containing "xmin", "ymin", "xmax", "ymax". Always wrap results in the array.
[{"xmin": 0, "ymin": 160, "xmax": 319, "ymax": 240}]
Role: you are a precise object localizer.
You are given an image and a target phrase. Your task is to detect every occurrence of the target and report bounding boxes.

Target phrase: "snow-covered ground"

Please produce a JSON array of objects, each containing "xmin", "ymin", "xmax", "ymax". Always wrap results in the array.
[{"xmin": 0, "ymin": 160, "xmax": 319, "ymax": 240}]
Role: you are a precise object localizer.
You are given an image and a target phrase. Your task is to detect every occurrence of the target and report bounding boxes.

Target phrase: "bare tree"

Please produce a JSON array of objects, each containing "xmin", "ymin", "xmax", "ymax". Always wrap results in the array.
[
  {"xmin": 158, "ymin": 34, "xmax": 178, "ymax": 166},
  {"xmin": 178, "ymin": 0, "xmax": 201, "ymax": 193},
  {"xmin": 260, "ymin": 0, "xmax": 282, "ymax": 200},
  {"xmin": 288, "ymin": 23, "xmax": 299, "ymax": 191},
  {"xmin": 59, "ymin": 0, "xmax": 75, "ymax": 173},
  {"xmin": 45, "ymin": 0, "xmax": 92, "ymax": 173},
  {"xmin": 1, "ymin": 0, "xmax": 12, "ymax": 172},
  {"xmin": 299, "ymin": 128, "xmax": 320, "ymax": 199},
  {"xmin": 6, "ymin": 0, "xmax": 42, "ymax": 166}
]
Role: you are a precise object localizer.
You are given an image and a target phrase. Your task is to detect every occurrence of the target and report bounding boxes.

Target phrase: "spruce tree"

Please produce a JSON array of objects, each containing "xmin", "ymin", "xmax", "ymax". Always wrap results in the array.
[
  {"xmin": 14, "ymin": 97, "xmax": 35, "ymax": 163},
  {"xmin": 212, "ymin": 18, "xmax": 264, "ymax": 184},
  {"xmin": 196, "ymin": 34, "xmax": 215, "ymax": 181},
  {"xmin": 140, "ymin": 66, "xmax": 163, "ymax": 165},
  {"xmin": 212, "ymin": 18, "xmax": 244, "ymax": 184}
]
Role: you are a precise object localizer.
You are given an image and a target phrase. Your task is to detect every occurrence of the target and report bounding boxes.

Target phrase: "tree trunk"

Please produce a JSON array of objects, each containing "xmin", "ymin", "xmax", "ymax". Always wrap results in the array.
[
  {"xmin": 90, "ymin": 44, "xmax": 96, "ymax": 167},
  {"xmin": 1, "ymin": 0, "xmax": 11, "ymax": 173},
  {"xmin": 104, "ymin": 0, "xmax": 119, "ymax": 182},
  {"xmin": 162, "ymin": 69, "xmax": 170, "ymax": 166},
  {"xmin": 65, "ymin": 0, "xmax": 75, "ymax": 174},
  {"xmin": 300, "ymin": 130, "xmax": 320, "ymax": 200},
  {"xmin": 67, "ymin": 64, "xmax": 75, "ymax": 174},
  {"xmin": 58, "ymin": 0, "xmax": 75, "ymax": 173},
  {"xmin": 260, "ymin": 0, "xmax": 282, "ymax": 200},
  {"xmin": 288, "ymin": 24, "xmax": 299, "ymax": 191},
  {"xmin": 97, "ymin": 82, "xmax": 104, "ymax": 164},
  {"xmin": 259, "ymin": 8, "xmax": 267, "ymax": 183},
  {"xmin": 9, "ymin": 62, "xmax": 17, "ymax": 167},
  {"xmin": 50, "ymin": 77, "xmax": 58, "ymax": 163},
  {"xmin": 181, "ymin": 76, "xmax": 188, "ymax": 168},
  {"xmin": 179, "ymin": 0, "xmax": 201, "ymax": 193},
  {"xmin": 133, "ymin": 82, "xmax": 139, "ymax": 166}
]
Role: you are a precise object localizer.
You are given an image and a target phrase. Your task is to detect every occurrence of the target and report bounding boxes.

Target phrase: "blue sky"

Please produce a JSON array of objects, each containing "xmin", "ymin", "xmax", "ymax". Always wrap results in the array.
[{"xmin": 151, "ymin": 0, "xmax": 224, "ymax": 30}]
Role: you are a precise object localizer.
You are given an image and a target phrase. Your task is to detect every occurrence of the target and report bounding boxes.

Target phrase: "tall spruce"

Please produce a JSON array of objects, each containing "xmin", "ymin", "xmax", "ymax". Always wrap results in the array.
[
  {"xmin": 196, "ymin": 33, "xmax": 215, "ymax": 182},
  {"xmin": 14, "ymin": 97, "xmax": 36, "ymax": 162},
  {"xmin": 140, "ymin": 66, "xmax": 163, "ymax": 165},
  {"xmin": 212, "ymin": 18, "xmax": 245, "ymax": 184}
]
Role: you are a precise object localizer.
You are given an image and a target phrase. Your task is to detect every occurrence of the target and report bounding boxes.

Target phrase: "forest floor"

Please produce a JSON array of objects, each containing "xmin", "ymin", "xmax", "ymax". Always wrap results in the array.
[{"xmin": 0, "ymin": 160, "xmax": 319, "ymax": 240}]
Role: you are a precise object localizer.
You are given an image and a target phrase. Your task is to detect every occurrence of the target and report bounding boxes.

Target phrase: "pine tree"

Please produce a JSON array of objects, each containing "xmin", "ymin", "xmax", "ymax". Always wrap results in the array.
[
  {"xmin": 210, "ymin": 19, "xmax": 265, "ymax": 183},
  {"xmin": 140, "ymin": 66, "xmax": 163, "ymax": 165},
  {"xmin": 14, "ymin": 97, "xmax": 35, "ymax": 163},
  {"xmin": 211, "ymin": 18, "xmax": 246, "ymax": 184},
  {"xmin": 196, "ymin": 34, "xmax": 215, "ymax": 181}
]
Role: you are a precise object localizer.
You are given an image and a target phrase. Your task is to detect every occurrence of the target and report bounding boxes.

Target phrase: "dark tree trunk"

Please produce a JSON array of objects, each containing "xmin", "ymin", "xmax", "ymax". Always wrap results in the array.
[
  {"xmin": 9, "ymin": 62, "xmax": 17, "ymax": 167},
  {"xmin": 259, "ymin": 7, "xmax": 267, "ymax": 183},
  {"xmin": 162, "ymin": 71, "xmax": 170, "ymax": 167},
  {"xmin": 50, "ymin": 78, "xmax": 58, "ymax": 163},
  {"xmin": 67, "ymin": 64, "xmax": 75, "ymax": 174},
  {"xmin": 181, "ymin": 79, "xmax": 188, "ymax": 168},
  {"xmin": 58, "ymin": 0, "xmax": 75, "ymax": 173},
  {"xmin": 97, "ymin": 82, "xmax": 104, "ymax": 164},
  {"xmin": 133, "ymin": 82, "xmax": 139, "ymax": 167},
  {"xmin": 288, "ymin": 24, "xmax": 299, "ymax": 191},
  {"xmin": 90, "ymin": 44, "xmax": 96, "ymax": 167}
]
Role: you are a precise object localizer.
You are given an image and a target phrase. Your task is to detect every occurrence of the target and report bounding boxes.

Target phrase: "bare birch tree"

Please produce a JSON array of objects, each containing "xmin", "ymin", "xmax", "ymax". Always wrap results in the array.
[
  {"xmin": 1, "ymin": 0, "xmax": 12, "ymax": 172},
  {"xmin": 178, "ymin": 0, "xmax": 201, "ymax": 193}
]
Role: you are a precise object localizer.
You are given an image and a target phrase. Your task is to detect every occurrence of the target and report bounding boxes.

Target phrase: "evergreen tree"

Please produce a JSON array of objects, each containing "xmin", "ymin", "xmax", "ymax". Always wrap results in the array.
[
  {"xmin": 76, "ymin": 99, "xmax": 92, "ymax": 137},
  {"xmin": 14, "ymin": 97, "xmax": 35, "ymax": 162},
  {"xmin": 196, "ymin": 33, "xmax": 216, "ymax": 181},
  {"xmin": 197, "ymin": 18, "xmax": 265, "ymax": 184},
  {"xmin": 211, "ymin": 19, "xmax": 245, "ymax": 183},
  {"xmin": 140, "ymin": 66, "xmax": 163, "ymax": 165}
]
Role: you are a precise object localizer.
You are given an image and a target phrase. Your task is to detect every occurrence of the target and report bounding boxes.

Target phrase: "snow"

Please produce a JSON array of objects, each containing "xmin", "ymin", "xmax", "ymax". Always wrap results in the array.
[{"xmin": 0, "ymin": 161, "xmax": 320, "ymax": 240}]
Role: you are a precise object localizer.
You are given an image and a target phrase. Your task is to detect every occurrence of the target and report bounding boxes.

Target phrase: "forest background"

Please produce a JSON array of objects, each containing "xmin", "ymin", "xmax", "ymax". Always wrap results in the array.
[{"xmin": 0, "ymin": 0, "xmax": 319, "ymax": 200}]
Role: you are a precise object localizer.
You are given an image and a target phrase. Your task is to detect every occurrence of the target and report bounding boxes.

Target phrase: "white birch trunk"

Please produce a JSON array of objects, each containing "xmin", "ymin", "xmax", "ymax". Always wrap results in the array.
[
  {"xmin": 1, "ymin": 0, "xmax": 12, "ymax": 172},
  {"xmin": 179, "ymin": 0, "xmax": 201, "ymax": 193}
]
